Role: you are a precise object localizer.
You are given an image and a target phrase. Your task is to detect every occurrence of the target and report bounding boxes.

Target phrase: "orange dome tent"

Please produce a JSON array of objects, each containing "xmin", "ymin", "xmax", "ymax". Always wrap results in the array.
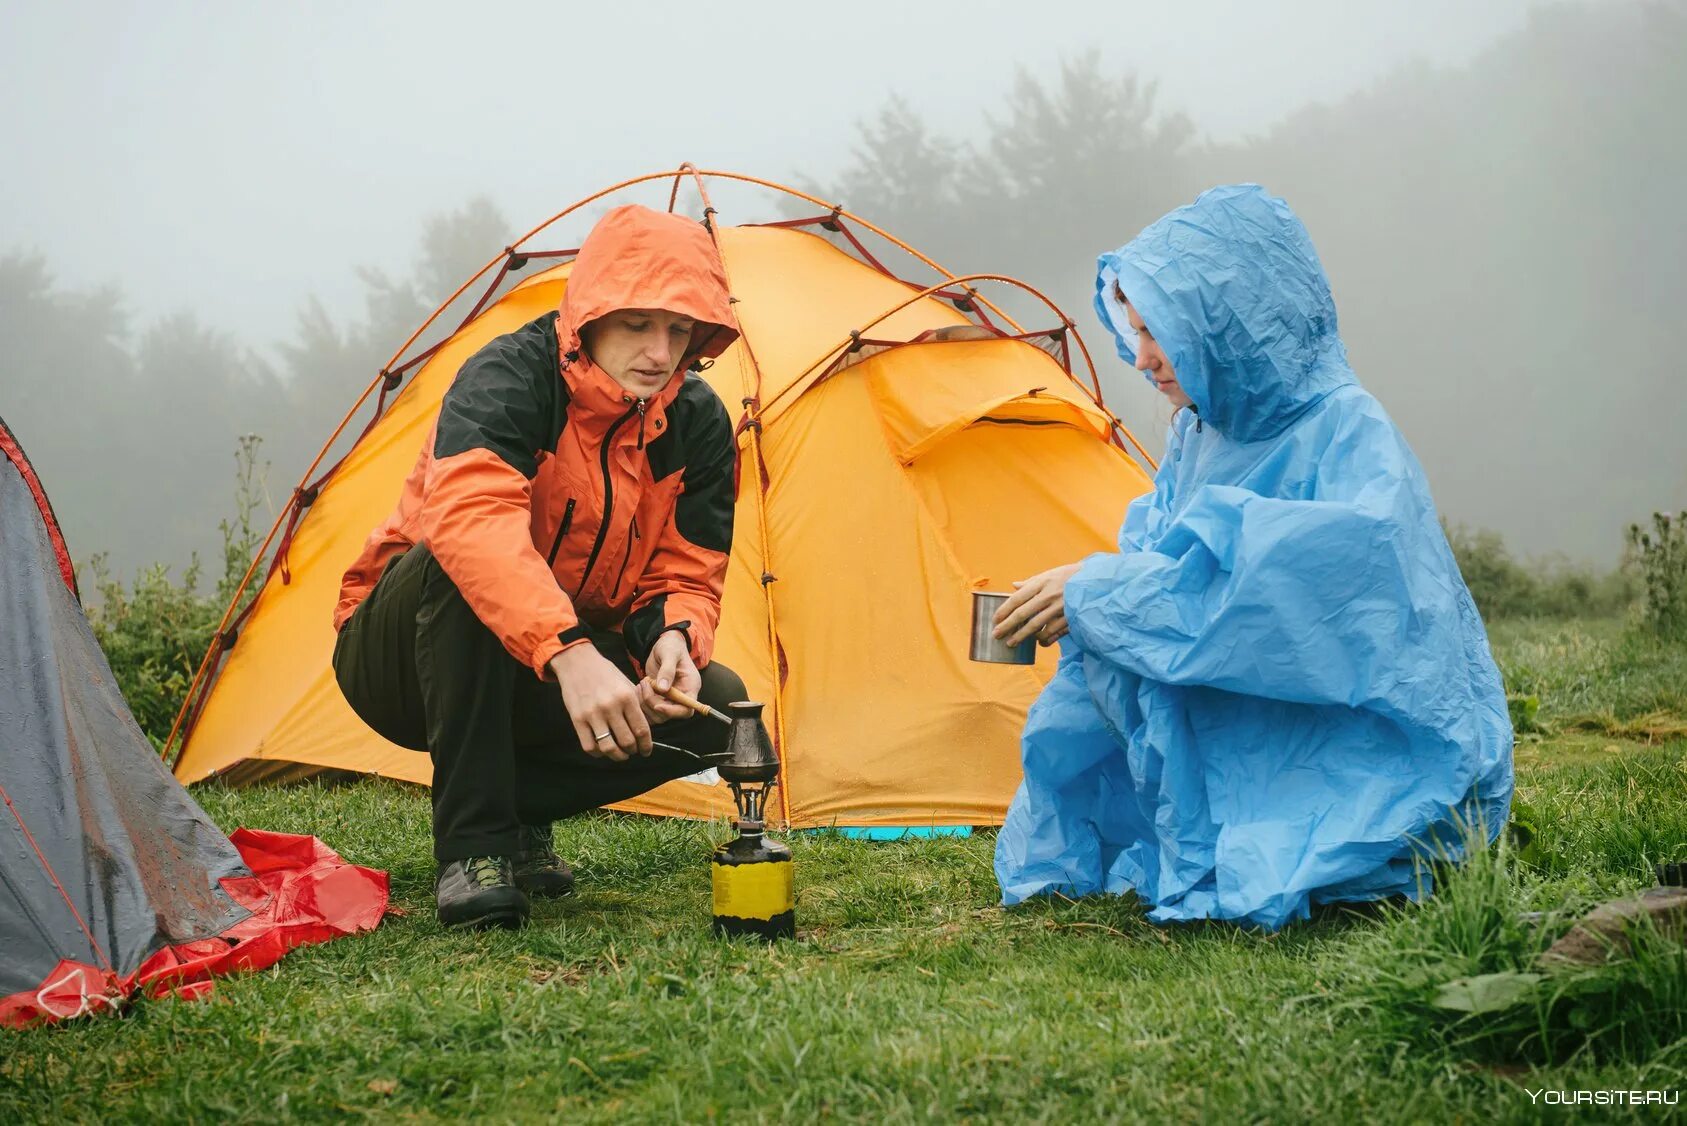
[{"xmin": 166, "ymin": 166, "xmax": 1156, "ymax": 829}]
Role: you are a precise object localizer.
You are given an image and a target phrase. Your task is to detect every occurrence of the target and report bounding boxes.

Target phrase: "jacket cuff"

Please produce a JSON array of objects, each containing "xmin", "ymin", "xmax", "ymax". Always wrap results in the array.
[
  {"xmin": 650, "ymin": 621, "xmax": 692, "ymax": 663},
  {"xmin": 533, "ymin": 625, "xmax": 594, "ymax": 680}
]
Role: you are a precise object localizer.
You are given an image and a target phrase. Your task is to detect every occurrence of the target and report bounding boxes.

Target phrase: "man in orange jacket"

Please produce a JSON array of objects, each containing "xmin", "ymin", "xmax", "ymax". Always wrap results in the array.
[{"xmin": 331, "ymin": 205, "xmax": 751, "ymax": 929}]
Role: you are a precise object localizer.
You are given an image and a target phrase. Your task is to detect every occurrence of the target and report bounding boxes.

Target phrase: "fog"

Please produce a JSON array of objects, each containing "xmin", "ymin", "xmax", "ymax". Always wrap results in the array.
[{"xmin": 4, "ymin": 0, "xmax": 1681, "ymax": 577}]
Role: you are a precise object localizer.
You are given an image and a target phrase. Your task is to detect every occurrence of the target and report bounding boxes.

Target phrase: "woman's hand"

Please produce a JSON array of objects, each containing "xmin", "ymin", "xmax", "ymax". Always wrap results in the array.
[
  {"xmin": 993, "ymin": 563, "xmax": 1083, "ymax": 647},
  {"xmin": 639, "ymin": 632, "xmax": 702, "ymax": 725},
  {"xmin": 550, "ymin": 644, "xmax": 652, "ymax": 760}
]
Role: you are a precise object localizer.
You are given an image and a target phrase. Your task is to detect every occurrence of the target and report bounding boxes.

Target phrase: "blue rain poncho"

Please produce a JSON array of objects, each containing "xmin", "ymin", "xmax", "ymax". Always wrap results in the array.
[{"xmin": 995, "ymin": 185, "xmax": 1514, "ymax": 930}]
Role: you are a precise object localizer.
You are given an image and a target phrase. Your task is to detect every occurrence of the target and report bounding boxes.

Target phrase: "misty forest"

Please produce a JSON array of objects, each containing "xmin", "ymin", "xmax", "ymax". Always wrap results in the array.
[{"xmin": 6, "ymin": 3, "xmax": 1682, "ymax": 589}]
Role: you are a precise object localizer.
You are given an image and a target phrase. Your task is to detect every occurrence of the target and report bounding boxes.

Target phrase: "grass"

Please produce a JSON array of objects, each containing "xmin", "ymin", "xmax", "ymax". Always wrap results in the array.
[
  {"xmin": 1490, "ymin": 617, "xmax": 1687, "ymax": 730},
  {"xmin": 3, "ymin": 621, "xmax": 1685, "ymax": 1122}
]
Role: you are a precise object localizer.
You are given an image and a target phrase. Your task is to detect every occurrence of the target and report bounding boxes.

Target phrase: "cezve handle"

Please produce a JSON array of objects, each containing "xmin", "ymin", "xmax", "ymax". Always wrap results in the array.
[{"xmin": 657, "ymin": 683, "xmax": 733, "ymax": 727}]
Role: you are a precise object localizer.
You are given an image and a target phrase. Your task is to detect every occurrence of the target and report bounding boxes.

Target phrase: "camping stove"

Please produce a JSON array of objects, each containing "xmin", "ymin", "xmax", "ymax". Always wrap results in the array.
[{"xmin": 710, "ymin": 702, "xmax": 794, "ymax": 940}]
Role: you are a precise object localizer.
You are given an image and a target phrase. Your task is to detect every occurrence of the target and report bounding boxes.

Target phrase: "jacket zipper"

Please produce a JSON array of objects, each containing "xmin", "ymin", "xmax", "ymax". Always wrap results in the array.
[
  {"xmin": 610, "ymin": 514, "xmax": 641, "ymax": 602},
  {"xmin": 545, "ymin": 498, "xmax": 576, "ymax": 566},
  {"xmin": 574, "ymin": 400, "xmax": 640, "ymax": 599}
]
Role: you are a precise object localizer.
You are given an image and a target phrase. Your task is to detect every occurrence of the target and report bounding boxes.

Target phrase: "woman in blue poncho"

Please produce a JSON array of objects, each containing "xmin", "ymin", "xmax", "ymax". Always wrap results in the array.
[{"xmin": 991, "ymin": 184, "xmax": 1514, "ymax": 930}]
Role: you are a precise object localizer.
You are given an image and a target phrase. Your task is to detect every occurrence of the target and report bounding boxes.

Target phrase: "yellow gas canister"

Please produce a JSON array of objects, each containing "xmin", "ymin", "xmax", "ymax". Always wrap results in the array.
[{"xmin": 711, "ymin": 826, "xmax": 794, "ymax": 940}]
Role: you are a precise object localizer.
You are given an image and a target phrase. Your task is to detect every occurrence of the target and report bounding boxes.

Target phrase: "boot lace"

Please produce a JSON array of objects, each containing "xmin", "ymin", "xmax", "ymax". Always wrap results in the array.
[
  {"xmin": 462, "ymin": 856, "xmax": 508, "ymax": 889},
  {"xmin": 518, "ymin": 825, "xmax": 558, "ymax": 864}
]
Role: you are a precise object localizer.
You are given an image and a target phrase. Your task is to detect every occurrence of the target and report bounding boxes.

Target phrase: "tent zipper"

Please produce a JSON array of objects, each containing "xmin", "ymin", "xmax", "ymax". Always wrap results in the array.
[{"xmin": 574, "ymin": 402, "xmax": 639, "ymax": 599}]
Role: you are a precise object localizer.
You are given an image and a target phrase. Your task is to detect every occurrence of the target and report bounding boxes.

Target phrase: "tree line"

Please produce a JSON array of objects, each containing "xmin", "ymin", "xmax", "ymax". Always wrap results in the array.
[
  {"xmin": 6, "ymin": 1, "xmax": 1681, "ymax": 581},
  {"xmin": 802, "ymin": 2, "xmax": 1685, "ymax": 566}
]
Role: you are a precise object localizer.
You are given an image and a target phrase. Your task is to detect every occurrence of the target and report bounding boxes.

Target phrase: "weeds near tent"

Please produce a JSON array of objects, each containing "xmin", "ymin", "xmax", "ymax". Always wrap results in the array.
[
  {"xmin": 216, "ymin": 433, "xmax": 268, "ymax": 610},
  {"xmin": 1629, "ymin": 510, "xmax": 1687, "ymax": 642},
  {"xmin": 84, "ymin": 435, "xmax": 268, "ymax": 750},
  {"xmin": 1444, "ymin": 520, "xmax": 1636, "ymax": 623},
  {"xmin": 82, "ymin": 555, "xmax": 217, "ymax": 746}
]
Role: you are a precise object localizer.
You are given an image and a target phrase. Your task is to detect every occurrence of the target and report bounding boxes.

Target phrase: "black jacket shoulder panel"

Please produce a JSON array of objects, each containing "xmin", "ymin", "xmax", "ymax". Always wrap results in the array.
[
  {"xmin": 664, "ymin": 375, "xmax": 736, "ymax": 554},
  {"xmin": 646, "ymin": 374, "xmax": 729, "ymax": 482},
  {"xmin": 433, "ymin": 315, "xmax": 568, "ymax": 476}
]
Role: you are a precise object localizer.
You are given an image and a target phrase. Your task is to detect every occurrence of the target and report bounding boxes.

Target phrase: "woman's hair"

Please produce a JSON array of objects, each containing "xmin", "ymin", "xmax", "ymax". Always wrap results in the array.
[{"xmin": 1114, "ymin": 280, "xmax": 1196, "ymax": 425}]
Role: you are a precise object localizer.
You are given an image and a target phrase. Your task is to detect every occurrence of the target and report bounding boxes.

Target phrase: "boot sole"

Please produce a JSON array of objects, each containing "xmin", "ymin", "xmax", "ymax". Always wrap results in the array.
[
  {"xmin": 515, "ymin": 874, "xmax": 575, "ymax": 899},
  {"xmin": 438, "ymin": 905, "xmax": 529, "ymax": 931},
  {"xmin": 436, "ymin": 886, "xmax": 531, "ymax": 930}
]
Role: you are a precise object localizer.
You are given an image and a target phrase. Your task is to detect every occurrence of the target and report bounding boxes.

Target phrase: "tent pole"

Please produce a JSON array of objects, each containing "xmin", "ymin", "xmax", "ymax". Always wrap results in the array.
[{"xmin": 669, "ymin": 162, "xmax": 796, "ymax": 828}]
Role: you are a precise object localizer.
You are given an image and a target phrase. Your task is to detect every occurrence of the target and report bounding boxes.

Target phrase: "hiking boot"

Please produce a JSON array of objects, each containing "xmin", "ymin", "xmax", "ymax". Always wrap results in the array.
[
  {"xmin": 513, "ymin": 823, "xmax": 576, "ymax": 898},
  {"xmin": 435, "ymin": 856, "xmax": 529, "ymax": 930}
]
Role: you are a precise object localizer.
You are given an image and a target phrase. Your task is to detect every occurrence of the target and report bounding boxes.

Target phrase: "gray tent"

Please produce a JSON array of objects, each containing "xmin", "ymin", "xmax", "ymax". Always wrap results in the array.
[{"xmin": 0, "ymin": 413, "xmax": 251, "ymax": 1022}]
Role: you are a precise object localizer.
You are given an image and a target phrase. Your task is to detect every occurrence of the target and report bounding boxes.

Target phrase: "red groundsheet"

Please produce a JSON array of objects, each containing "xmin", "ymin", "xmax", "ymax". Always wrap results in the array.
[{"xmin": 1, "ymin": 829, "xmax": 389, "ymax": 1027}]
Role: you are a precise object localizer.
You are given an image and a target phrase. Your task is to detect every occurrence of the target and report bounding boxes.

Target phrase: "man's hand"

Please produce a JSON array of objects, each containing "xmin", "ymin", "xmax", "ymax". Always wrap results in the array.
[
  {"xmin": 550, "ymin": 644, "xmax": 652, "ymax": 760},
  {"xmin": 639, "ymin": 631, "xmax": 701, "ymax": 725},
  {"xmin": 993, "ymin": 562, "xmax": 1083, "ymax": 647}
]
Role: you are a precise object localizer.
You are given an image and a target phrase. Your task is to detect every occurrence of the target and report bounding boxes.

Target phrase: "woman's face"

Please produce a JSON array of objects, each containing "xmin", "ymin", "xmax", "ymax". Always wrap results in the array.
[
  {"xmin": 581, "ymin": 308, "xmax": 698, "ymax": 398},
  {"xmin": 1118, "ymin": 287, "xmax": 1193, "ymax": 411}
]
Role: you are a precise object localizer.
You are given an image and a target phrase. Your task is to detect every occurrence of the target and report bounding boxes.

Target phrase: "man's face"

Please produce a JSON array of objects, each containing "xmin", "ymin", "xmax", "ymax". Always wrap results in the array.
[
  {"xmin": 1119, "ymin": 287, "xmax": 1192, "ymax": 411},
  {"xmin": 582, "ymin": 308, "xmax": 698, "ymax": 398}
]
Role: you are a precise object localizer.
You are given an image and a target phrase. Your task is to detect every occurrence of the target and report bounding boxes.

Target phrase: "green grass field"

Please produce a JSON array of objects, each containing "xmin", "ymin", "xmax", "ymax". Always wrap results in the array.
[{"xmin": 4, "ymin": 620, "xmax": 1684, "ymax": 1123}]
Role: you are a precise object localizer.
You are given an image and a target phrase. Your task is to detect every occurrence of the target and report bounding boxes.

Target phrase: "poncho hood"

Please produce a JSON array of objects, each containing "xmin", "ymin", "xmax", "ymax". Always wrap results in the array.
[{"xmin": 1095, "ymin": 184, "xmax": 1355, "ymax": 442}]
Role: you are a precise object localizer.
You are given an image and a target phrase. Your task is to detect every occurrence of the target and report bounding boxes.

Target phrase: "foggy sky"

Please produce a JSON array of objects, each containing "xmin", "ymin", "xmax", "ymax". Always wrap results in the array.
[
  {"xmin": 3, "ymin": 0, "xmax": 1555, "ymax": 344},
  {"xmin": 7, "ymin": 0, "xmax": 1651, "ymax": 568}
]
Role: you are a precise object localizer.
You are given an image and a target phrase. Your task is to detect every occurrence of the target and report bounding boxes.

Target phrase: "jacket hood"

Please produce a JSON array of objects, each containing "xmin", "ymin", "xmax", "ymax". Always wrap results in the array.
[
  {"xmin": 558, "ymin": 204, "xmax": 740, "ymax": 380},
  {"xmin": 1094, "ymin": 184, "xmax": 1355, "ymax": 442}
]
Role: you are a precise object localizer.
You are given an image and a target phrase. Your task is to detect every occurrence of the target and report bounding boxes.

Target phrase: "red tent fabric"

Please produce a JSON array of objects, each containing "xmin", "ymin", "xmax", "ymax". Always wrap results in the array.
[{"xmin": 1, "ymin": 831, "xmax": 388, "ymax": 1026}]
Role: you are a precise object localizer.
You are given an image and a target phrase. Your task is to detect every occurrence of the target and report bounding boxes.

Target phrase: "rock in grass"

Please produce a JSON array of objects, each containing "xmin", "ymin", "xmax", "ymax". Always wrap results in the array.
[{"xmin": 1537, "ymin": 886, "xmax": 1687, "ymax": 967}]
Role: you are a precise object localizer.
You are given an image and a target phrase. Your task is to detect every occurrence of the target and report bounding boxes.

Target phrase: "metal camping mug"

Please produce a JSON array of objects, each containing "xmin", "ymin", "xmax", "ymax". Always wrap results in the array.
[{"xmin": 969, "ymin": 591, "xmax": 1036, "ymax": 665}]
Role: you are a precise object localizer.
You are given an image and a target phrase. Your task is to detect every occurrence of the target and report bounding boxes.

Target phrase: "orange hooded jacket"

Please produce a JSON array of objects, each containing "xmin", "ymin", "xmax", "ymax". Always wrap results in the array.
[{"xmin": 333, "ymin": 205, "xmax": 741, "ymax": 678}]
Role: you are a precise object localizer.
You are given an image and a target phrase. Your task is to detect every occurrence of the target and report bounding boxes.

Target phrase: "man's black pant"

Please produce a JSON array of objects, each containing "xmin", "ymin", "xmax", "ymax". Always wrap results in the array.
[{"xmin": 332, "ymin": 545, "xmax": 744, "ymax": 862}]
